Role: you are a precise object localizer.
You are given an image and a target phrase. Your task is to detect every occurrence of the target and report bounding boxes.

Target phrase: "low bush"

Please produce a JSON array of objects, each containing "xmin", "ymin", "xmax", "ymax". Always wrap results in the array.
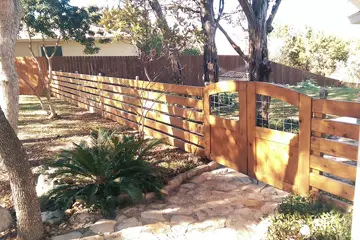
[
  {"xmin": 47, "ymin": 128, "xmax": 163, "ymax": 217},
  {"xmin": 266, "ymin": 195, "xmax": 352, "ymax": 240}
]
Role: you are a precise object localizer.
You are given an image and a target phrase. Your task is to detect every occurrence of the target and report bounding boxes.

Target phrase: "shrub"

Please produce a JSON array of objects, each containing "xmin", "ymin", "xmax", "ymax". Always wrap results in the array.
[
  {"xmin": 266, "ymin": 195, "xmax": 352, "ymax": 240},
  {"xmin": 47, "ymin": 128, "xmax": 163, "ymax": 217}
]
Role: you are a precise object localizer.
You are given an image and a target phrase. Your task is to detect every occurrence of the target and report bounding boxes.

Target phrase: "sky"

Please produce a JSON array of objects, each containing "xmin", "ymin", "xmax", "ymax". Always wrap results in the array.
[{"xmin": 70, "ymin": 0, "xmax": 360, "ymax": 55}]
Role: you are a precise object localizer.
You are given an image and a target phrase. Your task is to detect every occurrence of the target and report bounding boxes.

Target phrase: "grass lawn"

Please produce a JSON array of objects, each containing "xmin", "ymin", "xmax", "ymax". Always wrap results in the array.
[{"xmin": 288, "ymin": 80, "xmax": 360, "ymax": 102}]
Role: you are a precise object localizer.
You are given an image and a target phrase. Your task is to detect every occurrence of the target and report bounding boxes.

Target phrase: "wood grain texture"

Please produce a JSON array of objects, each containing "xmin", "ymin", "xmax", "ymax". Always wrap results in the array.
[
  {"xmin": 311, "ymin": 118, "xmax": 359, "ymax": 141},
  {"xmin": 312, "ymin": 99, "xmax": 360, "ymax": 119},
  {"xmin": 310, "ymin": 173, "xmax": 354, "ymax": 202},
  {"xmin": 311, "ymin": 137, "xmax": 358, "ymax": 161}
]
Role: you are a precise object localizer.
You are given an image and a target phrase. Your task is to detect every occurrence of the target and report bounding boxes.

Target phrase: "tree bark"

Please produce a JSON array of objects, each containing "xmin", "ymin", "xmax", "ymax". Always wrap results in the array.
[
  {"xmin": 200, "ymin": 0, "xmax": 219, "ymax": 84},
  {"xmin": 0, "ymin": 108, "xmax": 44, "ymax": 240},
  {"xmin": 248, "ymin": 0, "xmax": 271, "ymax": 82},
  {"xmin": 148, "ymin": 0, "xmax": 184, "ymax": 85},
  {"xmin": 42, "ymin": 36, "xmax": 61, "ymax": 119},
  {"xmin": 0, "ymin": 0, "xmax": 23, "ymax": 132}
]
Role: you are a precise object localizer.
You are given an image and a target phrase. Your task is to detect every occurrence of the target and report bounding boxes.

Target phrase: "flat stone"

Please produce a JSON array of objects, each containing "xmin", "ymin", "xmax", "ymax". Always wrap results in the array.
[
  {"xmin": 212, "ymin": 228, "xmax": 238, "ymax": 239},
  {"xmin": 187, "ymin": 217, "xmax": 226, "ymax": 232},
  {"xmin": 115, "ymin": 215, "xmax": 127, "ymax": 223},
  {"xmin": 170, "ymin": 215, "xmax": 195, "ymax": 225},
  {"xmin": 0, "ymin": 206, "xmax": 12, "ymax": 232},
  {"xmin": 189, "ymin": 174, "xmax": 208, "ymax": 183},
  {"xmin": 242, "ymin": 199, "xmax": 262, "ymax": 208},
  {"xmin": 260, "ymin": 202, "xmax": 279, "ymax": 216},
  {"xmin": 52, "ymin": 231, "xmax": 82, "ymax": 240},
  {"xmin": 194, "ymin": 210, "xmax": 208, "ymax": 221},
  {"xmin": 105, "ymin": 226, "xmax": 143, "ymax": 240},
  {"xmin": 89, "ymin": 219, "xmax": 116, "ymax": 234},
  {"xmin": 69, "ymin": 211, "xmax": 102, "ymax": 226},
  {"xmin": 142, "ymin": 222, "xmax": 171, "ymax": 235},
  {"xmin": 141, "ymin": 210, "xmax": 166, "ymax": 221},
  {"xmin": 115, "ymin": 217, "xmax": 142, "ymax": 231},
  {"xmin": 205, "ymin": 205, "xmax": 236, "ymax": 217},
  {"xmin": 137, "ymin": 232, "xmax": 159, "ymax": 240},
  {"xmin": 180, "ymin": 183, "xmax": 196, "ymax": 189},
  {"xmin": 80, "ymin": 235, "xmax": 104, "ymax": 240},
  {"xmin": 233, "ymin": 208, "xmax": 258, "ymax": 221},
  {"xmin": 41, "ymin": 210, "xmax": 63, "ymax": 224}
]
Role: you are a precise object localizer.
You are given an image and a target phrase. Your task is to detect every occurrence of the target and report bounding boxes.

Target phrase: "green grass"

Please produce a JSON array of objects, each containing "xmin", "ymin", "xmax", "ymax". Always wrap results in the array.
[
  {"xmin": 266, "ymin": 195, "xmax": 352, "ymax": 240},
  {"xmin": 288, "ymin": 80, "xmax": 360, "ymax": 102}
]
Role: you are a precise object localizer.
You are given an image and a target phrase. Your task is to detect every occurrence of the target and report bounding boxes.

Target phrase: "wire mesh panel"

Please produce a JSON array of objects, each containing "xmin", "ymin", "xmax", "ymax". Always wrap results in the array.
[
  {"xmin": 209, "ymin": 92, "xmax": 239, "ymax": 120},
  {"xmin": 256, "ymin": 94, "xmax": 299, "ymax": 134}
]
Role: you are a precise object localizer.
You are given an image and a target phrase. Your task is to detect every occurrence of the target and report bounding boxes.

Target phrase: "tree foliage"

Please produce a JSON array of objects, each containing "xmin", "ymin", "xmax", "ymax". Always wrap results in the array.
[
  {"xmin": 270, "ymin": 25, "xmax": 350, "ymax": 76},
  {"xmin": 21, "ymin": 0, "xmax": 101, "ymax": 54}
]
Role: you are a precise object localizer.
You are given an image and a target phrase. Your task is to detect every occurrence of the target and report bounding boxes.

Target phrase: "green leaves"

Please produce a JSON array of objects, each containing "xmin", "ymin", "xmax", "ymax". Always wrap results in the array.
[
  {"xmin": 21, "ymin": 0, "xmax": 101, "ymax": 55},
  {"xmin": 47, "ymin": 128, "xmax": 163, "ymax": 216},
  {"xmin": 271, "ymin": 25, "xmax": 349, "ymax": 76}
]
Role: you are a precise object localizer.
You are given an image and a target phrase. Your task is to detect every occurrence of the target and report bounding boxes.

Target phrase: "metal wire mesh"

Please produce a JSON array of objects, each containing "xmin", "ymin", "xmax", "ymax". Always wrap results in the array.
[
  {"xmin": 256, "ymin": 94, "xmax": 299, "ymax": 134},
  {"xmin": 210, "ymin": 92, "xmax": 239, "ymax": 120}
]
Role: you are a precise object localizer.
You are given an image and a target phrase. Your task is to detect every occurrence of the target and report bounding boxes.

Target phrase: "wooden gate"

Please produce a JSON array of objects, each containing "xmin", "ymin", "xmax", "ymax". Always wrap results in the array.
[
  {"xmin": 204, "ymin": 81, "xmax": 248, "ymax": 175},
  {"xmin": 204, "ymin": 81, "xmax": 311, "ymax": 195}
]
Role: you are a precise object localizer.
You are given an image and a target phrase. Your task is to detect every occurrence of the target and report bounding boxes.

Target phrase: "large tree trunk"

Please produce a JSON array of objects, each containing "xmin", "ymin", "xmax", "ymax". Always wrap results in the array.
[
  {"xmin": 148, "ymin": 0, "xmax": 184, "ymax": 85},
  {"xmin": 200, "ymin": 0, "xmax": 219, "ymax": 84},
  {"xmin": 0, "ymin": 108, "xmax": 44, "ymax": 240},
  {"xmin": 248, "ymin": 0, "xmax": 271, "ymax": 121},
  {"xmin": 0, "ymin": 0, "xmax": 23, "ymax": 132}
]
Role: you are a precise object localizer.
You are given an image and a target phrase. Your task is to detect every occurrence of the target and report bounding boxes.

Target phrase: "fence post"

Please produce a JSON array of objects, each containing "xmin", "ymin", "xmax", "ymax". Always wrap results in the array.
[
  {"xmin": 297, "ymin": 94, "xmax": 312, "ymax": 195},
  {"xmin": 352, "ymin": 127, "xmax": 360, "ymax": 239},
  {"xmin": 203, "ymin": 85, "xmax": 211, "ymax": 158},
  {"xmin": 246, "ymin": 82, "xmax": 256, "ymax": 178},
  {"xmin": 97, "ymin": 74, "xmax": 104, "ymax": 117}
]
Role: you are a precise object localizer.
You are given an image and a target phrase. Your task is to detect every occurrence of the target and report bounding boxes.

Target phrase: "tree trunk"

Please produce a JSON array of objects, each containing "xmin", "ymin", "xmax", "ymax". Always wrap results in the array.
[
  {"xmin": 248, "ymin": 0, "xmax": 271, "ymax": 121},
  {"xmin": 46, "ymin": 57, "xmax": 57, "ymax": 119},
  {"xmin": 200, "ymin": 0, "xmax": 219, "ymax": 84},
  {"xmin": 0, "ymin": 108, "xmax": 44, "ymax": 240},
  {"xmin": 148, "ymin": 0, "xmax": 184, "ymax": 85},
  {"xmin": 21, "ymin": 77, "xmax": 48, "ymax": 113},
  {"xmin": 0, "ymin": 0, "xmax": 23, "ymax": 132}
]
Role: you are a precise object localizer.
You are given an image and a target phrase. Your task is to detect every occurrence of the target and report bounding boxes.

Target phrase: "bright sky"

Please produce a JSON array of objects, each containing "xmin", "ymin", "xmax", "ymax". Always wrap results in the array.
[{"xmin": 71, "ymin": 0, "xmax": 360, "ymax": 55}]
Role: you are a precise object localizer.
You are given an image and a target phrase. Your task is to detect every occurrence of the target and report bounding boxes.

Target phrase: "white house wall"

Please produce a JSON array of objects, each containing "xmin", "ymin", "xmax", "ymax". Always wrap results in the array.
[{"xmin": 15, "ymin": 40, "xmax": 137, "ymax": 57}]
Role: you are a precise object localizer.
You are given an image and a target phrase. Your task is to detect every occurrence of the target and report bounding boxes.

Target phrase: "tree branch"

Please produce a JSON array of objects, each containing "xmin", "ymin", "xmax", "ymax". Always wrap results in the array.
[
  {"xmin": 266, "ymin": 0, "xmax": 282, "ymax": 33},
  {"xmin": 215, "ymin": 0, "xmax": 225, "ymax": 28},
  {"xmin": 218, "ymin": 24, "xmax": 249, "ymax": 62},
  {"xmin": 238, "ymin": 0, "xmax": 256, "ymax": 27}
]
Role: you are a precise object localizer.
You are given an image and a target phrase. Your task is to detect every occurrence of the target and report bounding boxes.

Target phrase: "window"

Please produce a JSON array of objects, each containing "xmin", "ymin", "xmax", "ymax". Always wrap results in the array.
[{"xmin": 41, "ymin": 46, "xmax": 63, "ymax": 57}]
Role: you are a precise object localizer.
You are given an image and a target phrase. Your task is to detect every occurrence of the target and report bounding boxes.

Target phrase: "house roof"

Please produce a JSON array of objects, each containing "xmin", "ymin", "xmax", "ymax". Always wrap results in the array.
[{"xmin": 349, "ymin": 11, "xmax": 360, "ymax": 24}]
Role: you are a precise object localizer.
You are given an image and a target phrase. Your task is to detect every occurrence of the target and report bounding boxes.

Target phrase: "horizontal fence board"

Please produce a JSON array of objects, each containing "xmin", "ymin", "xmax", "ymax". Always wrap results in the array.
[
  {"xmin": 103, "ymin": 111, "xmax": 205, "ymax": 156},
  {"xmin": 52, "ymin": 80, "xmax": 99, "ymax": 96},
  {"xmin": 53, "ymin": 71, "xmax": 204, "ymax": 96},
  {"xmin": 313, "ymin": 99, "xmax": 360, "ymax": 119},
  {"xmin": 100, "ymin": 85, "xmax": 203, "ymax": 109},
  {"xmin": 310, "ymin": 155, "xmax": 357, "ymax": 182},
  {"xmin": 103, "ymin": 105, "xmax": 204, "ymax": 147},
  {"xmin": 254, "ymin": 82, "xmax": 300, "ymax": 107},
  {"xmin": 311, "ymin": 118, "xmax": 359, "ymax": 140},
  {"xmin": 205, "ymin": 81, "xmax": 238, "ymax": 95},
  {"xmin": 103, "ymin": 97, "xmax": 203, "ymax": 134},
  {"xmin": 311, "ymin": 137, "xmax": 358, "ymax": 161},
  {"xmin": 103, "ymin": 96, "xmax": 203, "ymax": 122},
  {"xmin": 53, "ymin": 75, "xmax": 99, "ymax": 88},
  {"xmin": 51, "ymin": 84, "xmax": 100, "ymax": 104},
  {"xmin": 208, "ymin": 115, "xmax": 239, "ymax": 131},
  {"xmin": 310, "ymin": 173, "xmax": 354, "ymax": 202},
  {"xmin": 99, "ymin": 76, "xmax": 204, "ymax": 96},
  {"xmin": 255, "ymin": 127, "xmax": 299, "ymax": 147}
]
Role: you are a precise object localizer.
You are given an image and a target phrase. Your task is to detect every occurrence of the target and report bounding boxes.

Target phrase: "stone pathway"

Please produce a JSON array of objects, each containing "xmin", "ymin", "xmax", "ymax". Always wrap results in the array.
[{"xmin": 53, "ymin": 168, "xmax": 289, "ymax": 240}]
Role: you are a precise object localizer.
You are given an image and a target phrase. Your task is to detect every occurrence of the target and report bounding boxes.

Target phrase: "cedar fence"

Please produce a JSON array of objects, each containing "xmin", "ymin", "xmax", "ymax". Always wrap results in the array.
[
  {"xmin": 19, "ymin": 56, "xmax": 351, "ymax": 95},
  {"xmin": 50, "ymin": 71, "xmax": 360, "ymax": 210},
  {"xmin": 16, "ymin": 57, "xmax": 47, "ymax": 95}
]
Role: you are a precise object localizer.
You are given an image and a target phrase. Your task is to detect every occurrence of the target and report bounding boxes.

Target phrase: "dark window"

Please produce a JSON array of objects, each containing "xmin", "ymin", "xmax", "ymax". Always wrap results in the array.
[{"xmin": 41, "ymin": 46, "xmax": 63, "ymax": 57}]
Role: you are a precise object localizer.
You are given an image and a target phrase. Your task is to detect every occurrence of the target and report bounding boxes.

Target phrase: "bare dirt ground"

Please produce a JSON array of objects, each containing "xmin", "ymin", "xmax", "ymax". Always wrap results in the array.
[{"xmin": 0, "ymin": 95, "xmax": 207, "ymax": 239}]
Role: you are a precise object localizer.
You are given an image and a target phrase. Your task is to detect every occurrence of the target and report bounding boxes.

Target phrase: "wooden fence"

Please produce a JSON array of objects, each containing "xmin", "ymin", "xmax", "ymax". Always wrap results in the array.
[
  {"xmin": 16, "ymin": 57, "xmax": 47, "ymax": 95},
  {"xmin": 20, "ymin": 56, "xmax": 349, "ymax": 96},
  {"xmin": 50, "ymin": 71, "xmax": 359, "ymax": 209}
]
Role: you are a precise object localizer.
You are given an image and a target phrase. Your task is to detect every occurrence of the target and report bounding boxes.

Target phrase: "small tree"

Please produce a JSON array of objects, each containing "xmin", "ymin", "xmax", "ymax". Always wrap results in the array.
[
  {"xmin": 21, "ymin": 0, "xmax": 101, "ymax": 118},
  {"xmin": 270, "ymin": 25, "xmax": 349, "ymax": 76}
]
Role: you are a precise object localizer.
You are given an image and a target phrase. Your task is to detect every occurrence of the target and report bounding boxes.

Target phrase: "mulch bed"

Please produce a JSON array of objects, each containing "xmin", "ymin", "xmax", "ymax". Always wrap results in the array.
[{"xmin": 0, "ymin": 95, "xmax": 208, "ymax": 239}]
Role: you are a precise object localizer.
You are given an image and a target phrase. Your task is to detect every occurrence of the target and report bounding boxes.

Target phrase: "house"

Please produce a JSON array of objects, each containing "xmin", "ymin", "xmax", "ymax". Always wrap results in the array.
[
  {"xmin": 15, "ymin": 28, "xmax": 137, "ymax": 57},
  {"xmin": 349, "ymin": 0, "xmax": 360, "ymax": 24}
]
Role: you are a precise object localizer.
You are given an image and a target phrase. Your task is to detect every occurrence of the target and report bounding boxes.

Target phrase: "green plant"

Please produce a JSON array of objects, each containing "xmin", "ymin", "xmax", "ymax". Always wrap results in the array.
[
  {"xmin": 47, "ymin": 128, "xmax": 163, "ymax": 217},
  {"xmin": 266, "ymin": 195, "xmax": 352, "ymax": 240}
]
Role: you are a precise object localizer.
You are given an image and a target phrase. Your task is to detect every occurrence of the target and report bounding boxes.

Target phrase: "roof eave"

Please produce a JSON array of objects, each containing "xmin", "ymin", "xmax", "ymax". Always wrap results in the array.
[{"xmin": 349, "ymin": 11, "xmax": 360, "ymax": 24}]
